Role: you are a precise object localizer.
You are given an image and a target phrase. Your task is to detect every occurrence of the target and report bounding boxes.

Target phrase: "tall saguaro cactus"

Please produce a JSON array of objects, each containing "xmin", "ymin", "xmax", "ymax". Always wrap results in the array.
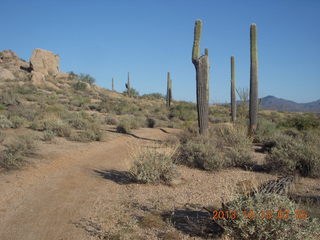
[
  {"xmin": 166, "ymin": 72, "xmax": 172, "ymax": 108},
  {"xmin": 231, "ymin": 56, "xmax": 236, "ymax": 122},
  {"xmin": 112, "ymin": 77, "xmax": 114, "ymax": 91},
  {"xmin": 192, "ymin": 20, "xmax": 209, "ymax": 135},
  {"xmin": 125, "ymin": 72, "xmax": 131, "ymax": 97},
  {"xmin": 249, "ymin": 24, "xmax": 258, "ymax": 135}
]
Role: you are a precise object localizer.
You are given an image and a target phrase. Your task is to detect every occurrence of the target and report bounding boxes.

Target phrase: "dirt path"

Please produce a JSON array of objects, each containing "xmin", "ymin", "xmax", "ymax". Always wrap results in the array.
[{"xmin": 0, "ymin": 128, "xmax": 173, "ymax": 240}]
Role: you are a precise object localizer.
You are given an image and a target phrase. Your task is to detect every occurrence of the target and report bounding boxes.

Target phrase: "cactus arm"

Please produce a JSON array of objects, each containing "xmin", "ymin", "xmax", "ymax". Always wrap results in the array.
[{"xmin": 192, "ymin": 20, "xmax": 202, "ymax": 64}]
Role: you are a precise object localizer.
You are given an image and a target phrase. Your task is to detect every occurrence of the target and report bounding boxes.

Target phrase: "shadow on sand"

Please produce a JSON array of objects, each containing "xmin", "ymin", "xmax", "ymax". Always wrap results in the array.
[
  {"xmin": 93, "ymin": 169, "xmax": 135, "ymax": 185},
  {"xmin": 162, "ymin": 209, "xmax": 224, "ymax": 239}
]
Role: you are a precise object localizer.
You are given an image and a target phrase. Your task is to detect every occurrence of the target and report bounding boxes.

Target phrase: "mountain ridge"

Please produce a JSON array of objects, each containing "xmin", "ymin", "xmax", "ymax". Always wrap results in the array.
[{"xmin": 260, "ymin": 95, "xmax": 320, "ymax": 113}]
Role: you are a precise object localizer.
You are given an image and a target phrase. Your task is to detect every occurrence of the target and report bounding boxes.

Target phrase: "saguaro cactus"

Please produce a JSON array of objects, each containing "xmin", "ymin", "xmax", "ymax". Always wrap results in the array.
[
  {"xmin": 166, "ymin": 72, "xmax": 172, "ymax": 108},
  {"xmin": 231, "ymin": 56, "xmax": 236, "ymax": 122},
  {"xmin": 249, "ymin": 24, "xmax": 258, "ymax": 135},
  {"xmin": 125, "ymin": 72, "xmax": 131, "ymax": 97},
  {"xmin": 192, "ymin": 20, "xmax": 209, "ymax": 135},
  {"xmin": 112, "ymin": 77, "xmax": 114, "ymax": 91}
]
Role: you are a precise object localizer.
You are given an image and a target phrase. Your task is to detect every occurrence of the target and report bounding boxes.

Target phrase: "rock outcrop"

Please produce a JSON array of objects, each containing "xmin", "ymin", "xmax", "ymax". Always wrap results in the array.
[
  {"xmin": 30, "ymin": 48, "xmax": 60, "ymax": 75},
  {"xmin": 0, "ymin": 66, "xmax": 15, "ymax": 80}
]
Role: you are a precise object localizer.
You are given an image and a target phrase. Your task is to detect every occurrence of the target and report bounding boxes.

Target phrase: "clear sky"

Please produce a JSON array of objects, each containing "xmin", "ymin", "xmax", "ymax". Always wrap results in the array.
[{"xmin": 1, "ymin": 0, "xmax": 319, "ymax": 103}]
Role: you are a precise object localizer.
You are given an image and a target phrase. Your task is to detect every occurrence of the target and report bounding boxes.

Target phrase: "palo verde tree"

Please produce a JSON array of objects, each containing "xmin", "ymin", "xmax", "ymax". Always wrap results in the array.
[{"xmin": 192, "ymin": 19, "xmax": 210, "ymax": 135}]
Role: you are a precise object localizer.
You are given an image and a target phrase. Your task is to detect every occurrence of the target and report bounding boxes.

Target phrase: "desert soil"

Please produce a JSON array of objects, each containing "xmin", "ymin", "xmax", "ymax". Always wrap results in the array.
[{"xmin": 0, "ymin": 127, "xmax": 319, "ymax": 240}]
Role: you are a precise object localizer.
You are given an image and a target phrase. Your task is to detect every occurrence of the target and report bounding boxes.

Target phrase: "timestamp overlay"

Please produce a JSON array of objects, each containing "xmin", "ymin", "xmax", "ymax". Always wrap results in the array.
[{"xmin": 210, "ymin": 209, "xmax": 311, "ymax": 220}]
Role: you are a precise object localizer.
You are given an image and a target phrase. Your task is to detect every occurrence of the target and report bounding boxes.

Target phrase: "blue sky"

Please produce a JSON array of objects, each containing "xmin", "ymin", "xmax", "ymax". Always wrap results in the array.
[{"xmin": 1, "ymin": 0, "xmax": 319, "ymax": 103}]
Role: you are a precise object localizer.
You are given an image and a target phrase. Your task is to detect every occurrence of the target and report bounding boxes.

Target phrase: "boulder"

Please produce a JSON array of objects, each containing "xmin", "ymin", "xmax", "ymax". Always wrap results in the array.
[
  {"xmin": 0, "ymin": 67, "xmax": 15, "ymax": 80},
  {"xmin": 30, "ymin": 48, "xmax": 60, "ymax": 75},
  {"xmin": 31, "ymin": 71, "xmax": 59, "ymax": 90},
  {"xmin": 31, "ymin": 71, "xmax": 45, "ymax": 85}
]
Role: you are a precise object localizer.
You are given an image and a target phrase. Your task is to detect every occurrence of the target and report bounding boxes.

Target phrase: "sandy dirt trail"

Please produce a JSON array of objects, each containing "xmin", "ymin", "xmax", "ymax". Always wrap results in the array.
[{"xmin": 0, "ymin": 128, "xmax": 171, "ymax": 240}]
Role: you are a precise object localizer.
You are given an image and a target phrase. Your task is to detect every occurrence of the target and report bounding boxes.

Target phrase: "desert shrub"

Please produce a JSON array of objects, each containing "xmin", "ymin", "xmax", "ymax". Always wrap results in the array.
[
  {"xmin": 31, "ymin": 118, "xmax": 71, "ymax": 137},
  {"xmin": 123, "ymin": 88, "xmax": 139, "ymax": 97},
  {"xmin": 0, "ymin": 88, "xmax": 20, "ymax": 106},
  {"xmin": 0, "ymin": 135, "xmax": 37, "ymax": 169},
  {"xmin": 278, "ymin": 114, "xmax": 320, "ymax": 131},
  {"xmin": 130, "ymin": 149, "xmax": 178, "ymax": 184},
  {"xmin": 0, "ymin": 104, "xmax": 7, "ymax": 111},
  {"xmin": 9, "ymin": 104, "xmax": 41, "ymax": 122},
  {"xmin": 255, "ymin": 118, "xmax": 278, "ymax": 143},
  {"xmin": 0, "ymin": 115, "xmax": 12, "ymax": 129},
  {"xmin": 45, "ymin": 104, "xmax": 65, "ymax": 114},
  {"xmin": 213, "ymin": 125, "xmax": 253, "ymax": 167},
  {"xmin": 9, "ymin": 116, "xmax": 25, "ymax": 128},
  {"xmin": 42, "ymin": 130, "xmax": 55, "ymax": 142},
  {"xmin": 69, "ymin": 122, "xmax": 105, "ymax": 142},
  {"xmin": 141, "ymin": 93, "xmax": 164, "ymax": 100},
  {"xmin": 105, "ymin": 115, "xmax": 119, "ymax": 125},
  {"xmin": 116, "ymin": 117, "xmax": 139, "ymax": 134},
  {"xmin": 219, "ymin": 193, "xmax": 320, "ymax": 240},
  {"xmin": 178, "ymin": 125, "xmax": 253, "ymax": 170},
  {"xmin": 70, "ymin": 96, "xmax": 91, "ymax": 108},
  {"xmin": 67, "ymin": 112, "xmax": 91, "ymax": 130},
  {"xmin": 266, "ymin": 131, "xmax": 320, "ymax": 177},
  {"xmin": 0, "ymin": 132, "xmax": 6, "ymax": 144},
  {"xmin": 169, "ymin": 102, "xmax": 197, "ymax": 121},
  {"xmin": 73, "ymin": 81, "xmax": 87, "ymax": 90},
  {"xmin": 146, "ymin": 118, "xmax": 157, "ymax": 128},
  {"xmin": 78, "ymin": 73, "xmax": 96, "ymax": 85},
  {"xmin": 178, "ymin": 135, "xmax": 227, "ymax": 170}
]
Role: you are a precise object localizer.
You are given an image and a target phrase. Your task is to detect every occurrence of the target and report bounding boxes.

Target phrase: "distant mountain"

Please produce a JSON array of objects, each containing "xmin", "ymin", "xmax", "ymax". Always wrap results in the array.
[{"xmin": 260, "ymin": 96, "xmax": 320, "ymax": 113}]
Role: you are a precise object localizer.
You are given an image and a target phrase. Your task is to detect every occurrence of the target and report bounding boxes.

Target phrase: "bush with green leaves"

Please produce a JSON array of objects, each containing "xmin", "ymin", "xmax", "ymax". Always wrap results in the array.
[
  {"xmin": 141, "ymin": 93, "xmax": 164, "ymax": 100},
  {"xmin": 0, "ymin": 115, "xmax": 12, "ymax": 129},
  {"xmin": 78, "ymin": 73, "xmax": 96, "ymax": 85},
  {"xmin": 123, "ymin": 88, "xmax": 139, "ymax": 98},
  {"xmin": 278, "ymin": 114, "xmax": 320, "ymax": 131},
  {"xmin": 130, "ymin": 150, "xmax": 178, "ymax": 184},
  {"xmin": 116, "ymin": 117, "xmax": 140, "ymax": 134},
  {"xmin": 0, "ymin": 135, "xmax": 37, "ymax": 170},
  {"xmin": 255, "ymin": 118, "xmax": 278, "ymax": 143},
  {"xmin": 178, "ymin": 125, "xmax": 253, "ymax": 171},
  {"xmin": 178, "ymin": 134, "xmax": 227, "ymax": 170},
  {"xmin": 42, "ymin": 130, "xmax": 55, "ymax": 142},
  {"xmin": 219, "ymin": 193, "xmax": 320, "ymax": 240},
  {"xmin": 31, "ymin": 118, "xmax": 71, "ymax": 137},
  {"xmin": 266, "ymin": 131, "xmax": 320, "ymax": 177},
  {"xmin": 69, "ymin": 123, "xmax": 105, "ymax": 142},
  {"xmin": 169, "ymin": 101, "xmax": 197, "ymax": 121},
  {"xmin": 73, "ymin": 81, "xmax": 87, "ymax": 90},
  {"xmin": 7, "ymin": 116, "xmax": 25, "ymax": 129}
]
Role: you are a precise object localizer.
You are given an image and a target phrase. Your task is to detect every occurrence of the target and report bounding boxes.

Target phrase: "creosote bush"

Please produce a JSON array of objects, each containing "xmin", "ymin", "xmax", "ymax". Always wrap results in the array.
[
  {"xmin": 178, "ymin": 124, "xmax": 253, "ymax": 171},
  {"xmin": 0, "ymin": 135, "xmax": 37, "ymax": 170},
  {"xmin": 266, "ymin": 130, "xmax": 320, "ymax": 177},
  {"xmin": 31, "ymin": 118, "xmax": 71, "ymax": 137},
  {"xmin": 0, "ymin": 115, "xmax": 13, "ymax": 129},
  {"xmin": 219, "ymin": 193, "xmax": 320, "ymax": 240},
  {"xmin": 116, "ymin": 117, "xmax": 139, "ymax": 134},
  {"xmin": 129, "ymin": 144, "xmax": 178, "ymax": 185}
]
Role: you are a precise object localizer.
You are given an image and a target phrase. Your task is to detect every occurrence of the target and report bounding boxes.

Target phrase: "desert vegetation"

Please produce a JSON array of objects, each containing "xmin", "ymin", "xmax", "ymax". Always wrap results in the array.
[{"xmin": 0, "ymin": 18, "xmax": 319, "ymax": 240}]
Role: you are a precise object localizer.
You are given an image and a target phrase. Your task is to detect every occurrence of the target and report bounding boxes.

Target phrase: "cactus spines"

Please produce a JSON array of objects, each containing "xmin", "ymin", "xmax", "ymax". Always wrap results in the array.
[
  {"xmin": 192, "ymin": 20, "xmax": 209, "ymax": 135},
  {"xmin": 112, "ymin": 77, "xmax": 114, "ymax": 91},
  {"xmin": 249, "ymin": 23, "xmax": 258, "ymax": 135},
  {"xmin": 231, "ymin": 56, "xmax": 236, "ymax": 122},
  {"xmin": 166, "ymin": 72, "xmax": 172, "ymax": 108}
]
